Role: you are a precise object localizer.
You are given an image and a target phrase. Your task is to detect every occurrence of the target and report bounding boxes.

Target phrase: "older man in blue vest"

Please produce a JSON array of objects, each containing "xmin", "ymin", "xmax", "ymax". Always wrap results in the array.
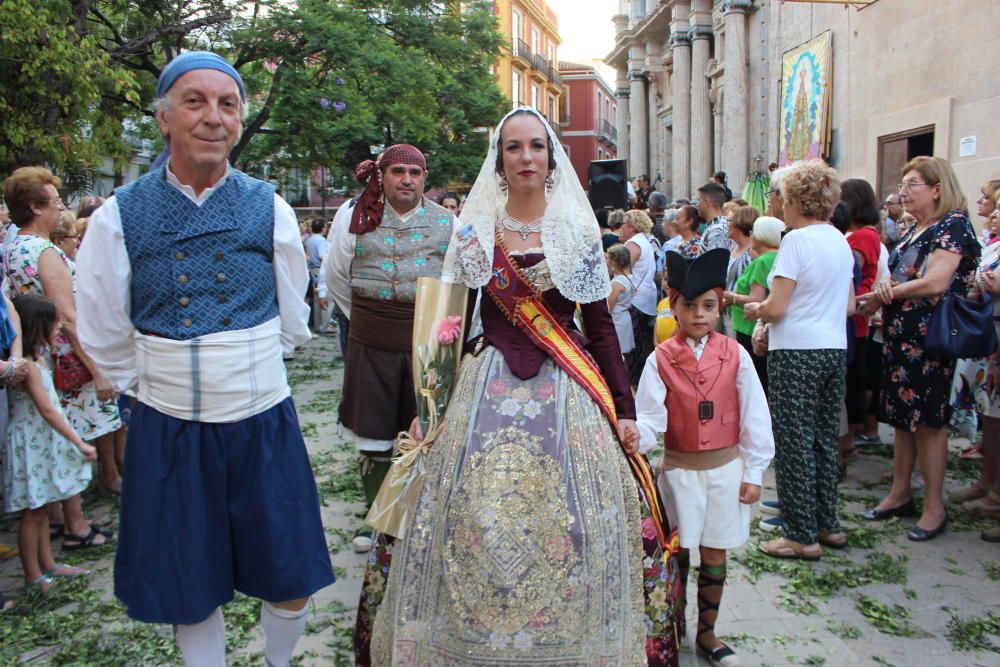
[{"xmin": 75, "ymin": 52, "xmax": 333, "ymax": 666}]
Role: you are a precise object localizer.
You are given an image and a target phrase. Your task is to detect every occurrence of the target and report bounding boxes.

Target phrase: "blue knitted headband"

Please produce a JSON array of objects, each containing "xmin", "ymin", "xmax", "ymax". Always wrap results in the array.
[{"xmin": 156, "ymin": 51, "xmax": 246, "ymax": 101}]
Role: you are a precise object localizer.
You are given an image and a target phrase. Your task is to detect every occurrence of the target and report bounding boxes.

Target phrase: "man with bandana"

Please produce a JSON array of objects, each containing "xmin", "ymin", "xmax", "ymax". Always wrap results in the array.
[
  {"xmin": 321, "ymin": 144, "xmax": 458, "ymax": 552},
  {"xmin": 74, "ymin": 51, "xmax": 333, "ymax": 666}
]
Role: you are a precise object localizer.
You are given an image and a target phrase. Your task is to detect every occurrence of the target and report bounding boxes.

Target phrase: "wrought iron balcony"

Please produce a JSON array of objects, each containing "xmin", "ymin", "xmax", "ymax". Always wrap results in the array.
[{"xmin": 512, "ymin": 38, "xmax": 532, "ymax": 63}]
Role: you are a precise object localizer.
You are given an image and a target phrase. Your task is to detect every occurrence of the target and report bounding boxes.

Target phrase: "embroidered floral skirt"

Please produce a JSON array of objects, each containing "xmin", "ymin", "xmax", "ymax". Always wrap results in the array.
[{"xmin": 369, "ymin": 347, "xmax": 673, "ymax": 665}]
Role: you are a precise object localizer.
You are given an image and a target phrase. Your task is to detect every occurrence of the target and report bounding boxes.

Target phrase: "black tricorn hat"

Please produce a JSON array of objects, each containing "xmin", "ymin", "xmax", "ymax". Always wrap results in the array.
[{"xmin": 665, "ymin": 248, "xmax": 730, "ymax": 300}]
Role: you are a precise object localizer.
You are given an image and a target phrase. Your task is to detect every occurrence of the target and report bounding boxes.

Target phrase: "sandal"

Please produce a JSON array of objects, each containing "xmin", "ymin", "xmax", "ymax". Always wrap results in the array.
[
  {"xmin": 45, "ymin": 563, "xmax": 91, "ymax": 578},
  {"xmin": 0, "ymin": 544, "xmax": 18, "ymax": 561},
  {"xmin": 758, "ymin": 537, "xmax": 821, "ymax": 561},
  {"xmin": 25, "ymin": 575, "xmax": 54, "ymax": 594},
  {"xmin": 0, "ymin": 594, "xmax": 14, "ymax": 612},
  {"xmin": 62, "ymin": 526, "xmax": 113, "ymax": 552},
  {"xmin": 818, "ymin": 531, "xmax": 848, "ymax": 549}
]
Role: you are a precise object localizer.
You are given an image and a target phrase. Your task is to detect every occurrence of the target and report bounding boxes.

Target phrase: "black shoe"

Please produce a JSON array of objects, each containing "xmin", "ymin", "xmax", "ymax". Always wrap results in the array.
[
  {"xmin": 696, "ymin": 640, "xmax": 740, "ymax": 666},
  {"xmin": 859, "ymin": 498, "xmax": 916, "ymax": 521},
  {"xmin": 907, "ymin": 515, "xmax": 947, "ymax": 542}
]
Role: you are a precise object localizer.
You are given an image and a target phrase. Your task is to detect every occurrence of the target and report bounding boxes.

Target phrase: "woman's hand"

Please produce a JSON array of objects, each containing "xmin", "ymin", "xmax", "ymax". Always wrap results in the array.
[
  {"xmin": 751, "ymin": 321, "xmax": 768, "ymax": 357},
  {"xmin": 743, "ymin": 301, "xmax": 760, "ymax": 320},
  {"xmin": 407, "ymin": 415, "xmax": 424, "ymax": 443},
  {"xmin": 854, "ymin": 293, "xmax": 881, "ymax": 317},
  {"xmin": 871, "ymin": 278, "xmax": 895, "ymax": 305},
  {"xmin": 722, "ymin": 291, "xmax": 736, "ymax": 307},
  {"xmin": 617, "ymin": 419, "xmax": 639, "ymax": 455},
  {"xmin": 987, "ymin": 361, "xmax": 1000, "ymax": 397},
  {"xmin": 93, "ymin": 373, "xmax": 115, "ymax": 402}
]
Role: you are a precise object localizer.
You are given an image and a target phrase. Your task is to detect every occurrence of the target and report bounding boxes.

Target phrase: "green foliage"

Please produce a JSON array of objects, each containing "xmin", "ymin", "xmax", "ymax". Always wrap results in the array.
[
  {"xmin": 855, "ymin": 595, "xmax": 926, "ymax": 637},
  {"xmin": 0, "ymin": 0, "xmax": 139, "ymax": 172},
  {"xmin": 945, "ymin": 611, "xmax": 1000, "ymax": 653}
]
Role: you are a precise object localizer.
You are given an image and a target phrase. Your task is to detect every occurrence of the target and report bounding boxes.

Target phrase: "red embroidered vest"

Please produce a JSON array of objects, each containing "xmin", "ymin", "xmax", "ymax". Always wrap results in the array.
[{"xmin": 656, "ymin": 331, "xmax": 741, "ymax": 453}]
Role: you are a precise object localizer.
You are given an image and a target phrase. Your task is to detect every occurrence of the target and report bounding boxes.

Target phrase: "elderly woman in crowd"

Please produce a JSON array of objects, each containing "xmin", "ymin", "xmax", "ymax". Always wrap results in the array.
[
  {"xmin": 860, "ymin": 157, "xmax": 980, "ymax": 542},
  {"xmin": 744, "ymin": 160, "xmax": 855, "ymax": 559},
  {"xmin": 949, "ymin": 183, "xmax": 1000, "ymax": 519},
  {"xmin": 673, "ymin": 204, "xmax": 703, "ymax": 259},
  {"xmin": 50, "ymin": 212, "xmax": 81, "ymax": 263},
  {"xmin": 766, "ymin": 166, "xmax": 790, "ymax": 221},
  {"xmin": 723, "ymin": 206, "xmax": 755, "ymax": 336},
  {"xmin": 3, "ymin": 167, "xmax": 121, "ymax": 549},
  {"xmin": 620, "ymin": 208, "xmax": 659, "ymax": 385},
  {"xmin": 725, "ymin": 215, "xmax": 785, "ymax": 394}
]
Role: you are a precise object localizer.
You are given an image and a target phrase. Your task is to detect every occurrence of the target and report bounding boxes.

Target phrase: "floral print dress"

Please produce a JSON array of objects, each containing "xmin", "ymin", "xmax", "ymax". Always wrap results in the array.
[
  {"xmin": 5, "ymin": 235, "xmax": 121, "ymax": 439},
  {"xmin": 2, "ymin": 358, "xmax": 92, "ymax": 512},
  {"xmin": 881, "ymin": 211, "xmax": 980, "ymax": 431}
]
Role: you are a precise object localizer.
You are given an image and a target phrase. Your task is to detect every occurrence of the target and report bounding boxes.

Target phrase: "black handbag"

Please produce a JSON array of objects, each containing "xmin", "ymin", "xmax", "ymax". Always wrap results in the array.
[{"xmin": 925, "ymin": 291, "xmax": 998, "ymax": 358}]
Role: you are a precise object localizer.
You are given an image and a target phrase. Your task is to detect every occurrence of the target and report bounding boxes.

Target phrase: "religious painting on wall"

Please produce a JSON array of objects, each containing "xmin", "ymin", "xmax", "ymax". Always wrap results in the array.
[{"xmin": 778, "ymin": 31, "xmax": 833, "ymax": 166}]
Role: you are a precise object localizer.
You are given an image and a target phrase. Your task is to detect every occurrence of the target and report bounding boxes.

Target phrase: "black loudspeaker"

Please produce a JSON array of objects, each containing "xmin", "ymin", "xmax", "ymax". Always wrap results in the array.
[{"xmin": 588, "ymin": 159, "xmax": 627, "ymax": 211}]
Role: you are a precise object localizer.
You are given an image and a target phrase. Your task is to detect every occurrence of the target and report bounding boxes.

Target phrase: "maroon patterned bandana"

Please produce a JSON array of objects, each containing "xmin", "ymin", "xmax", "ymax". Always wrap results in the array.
[{"xmin": 349, "ymin": 144, "xmax": 427, "ymax": 235}]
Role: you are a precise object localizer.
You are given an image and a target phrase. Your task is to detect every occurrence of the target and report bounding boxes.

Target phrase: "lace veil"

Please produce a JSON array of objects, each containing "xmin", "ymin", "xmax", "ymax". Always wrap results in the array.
[{"xmin": 441, "ymin": 107, "xmax": 610, "ymax": 303}]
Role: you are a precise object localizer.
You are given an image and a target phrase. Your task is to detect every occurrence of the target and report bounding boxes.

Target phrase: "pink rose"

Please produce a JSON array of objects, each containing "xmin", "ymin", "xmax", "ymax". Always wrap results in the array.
[
  {"xmin": 488, "ymin": 378, "xmax": 508, "ymax": 397},
  {"xmin": 641, "ymin": 517, "xmax": 657, "ymax": 540},
  {"xmin": 537, "ymin": 381, "xmax": 555, "ymax": 400},
  {"xmin": 436, "ymin": 315, "xmax": 462, "ymax": 345}
]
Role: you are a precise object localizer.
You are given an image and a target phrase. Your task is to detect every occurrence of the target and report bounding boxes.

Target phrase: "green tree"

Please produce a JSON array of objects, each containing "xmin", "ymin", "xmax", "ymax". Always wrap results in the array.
[
  {"xmin": 0, "ymin": 0, "xmax": 139, "ymax": 173},
  {"xmin": 230, "ymin": 0, "xmax": 506, "ymax": 188}
]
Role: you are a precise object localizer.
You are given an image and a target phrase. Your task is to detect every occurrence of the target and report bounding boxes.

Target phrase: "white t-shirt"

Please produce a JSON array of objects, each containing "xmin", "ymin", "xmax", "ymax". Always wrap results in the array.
[
  {"xmin": 626, "ymin": 232, "xmax": 658, "ymax": 316},
  {"xmin": 767, "ymin": 223, "xmax": 853, "ymax": 351}
]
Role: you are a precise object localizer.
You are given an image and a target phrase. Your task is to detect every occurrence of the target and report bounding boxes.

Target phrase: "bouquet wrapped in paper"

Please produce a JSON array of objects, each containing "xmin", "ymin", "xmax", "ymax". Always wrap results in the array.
[{"xmin": 365, "ymin": 277, "xmax": 468, "ymax": 538}]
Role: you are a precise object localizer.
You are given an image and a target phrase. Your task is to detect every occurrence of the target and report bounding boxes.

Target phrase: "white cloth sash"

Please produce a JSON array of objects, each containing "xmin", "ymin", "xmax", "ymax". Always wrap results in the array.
[{"xmin": 134, "ymin": 317, "xmax": 290, "ymax": 423}]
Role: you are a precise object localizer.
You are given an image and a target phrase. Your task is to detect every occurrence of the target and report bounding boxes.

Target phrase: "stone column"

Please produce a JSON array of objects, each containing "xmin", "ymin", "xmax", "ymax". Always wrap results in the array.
[
  {"xmin": 628, "ymin": 45, "xmax": 648, "ymax": 179},
  {"xmin": 615, "ymin": 67, "xmax": 629, "ymax": 165},
  {"xmin": 689, "ymin": 23, "xmax": 713, "ymax": 190},
  {"xmin": 646, "ymin": 40, "xmax": 663, "ymax": 189},
  {"xmin": 669, "ymin": 31, "xmax": 691, "ymax": 199},
  {"xmin": 722, "ymin": 0, "xmax": 752, "ymax": 193}
]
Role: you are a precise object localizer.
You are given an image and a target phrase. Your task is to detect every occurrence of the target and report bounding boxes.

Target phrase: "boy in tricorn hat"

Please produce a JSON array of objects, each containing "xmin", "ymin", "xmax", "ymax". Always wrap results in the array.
[{"xmin": 635, "ymin": 248, "xmax": 774, "ymax": 667}]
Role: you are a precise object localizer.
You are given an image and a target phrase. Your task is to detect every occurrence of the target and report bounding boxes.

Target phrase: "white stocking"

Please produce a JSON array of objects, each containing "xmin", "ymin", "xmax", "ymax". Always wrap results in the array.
[
  {"xmin": 175, "ymin": 607, "xmax": 226, "ymax": 667},
  {"xmin": 262, "ymin": 600, "xmax": 309, "ymax": 667}
]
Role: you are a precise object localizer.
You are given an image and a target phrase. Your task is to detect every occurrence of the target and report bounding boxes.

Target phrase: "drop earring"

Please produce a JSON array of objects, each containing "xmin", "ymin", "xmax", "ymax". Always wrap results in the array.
[
  {"xmin": 545, "ymin": 172, "xmax": 554, "ymax": 192},
  {"xmin": 499, "ymin": 174, "xmax": 508, "ymax": 193}
]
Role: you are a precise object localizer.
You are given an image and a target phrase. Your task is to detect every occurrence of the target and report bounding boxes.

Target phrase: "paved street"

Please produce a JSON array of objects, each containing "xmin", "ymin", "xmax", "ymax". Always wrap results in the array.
[{"xmin": 1, "ymin": 333, "xmax": 998, "ymax": 666}]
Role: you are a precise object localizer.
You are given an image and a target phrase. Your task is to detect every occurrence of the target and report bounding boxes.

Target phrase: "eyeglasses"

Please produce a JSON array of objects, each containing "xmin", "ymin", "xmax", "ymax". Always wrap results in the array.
[
  {"xmin": 897, "ymin": 181, "xmax": 929, "ymax": 192},
  {"xmin": 766, "ymin": 189, "xmax": 779, "ymax": 197}
]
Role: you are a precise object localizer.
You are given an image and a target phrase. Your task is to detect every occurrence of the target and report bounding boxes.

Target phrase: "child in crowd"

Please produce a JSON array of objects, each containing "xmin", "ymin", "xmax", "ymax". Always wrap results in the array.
[
  {"xmin": 2, "ymin": 295, "xmax": 96, "ymax": 593},
  {"xmin": 606, "ymin": 243, "xmax": 636, "ymax": 359},
  {"xmin": 635, "ymin": 249, "xmax": 774, "ymax": 667}
]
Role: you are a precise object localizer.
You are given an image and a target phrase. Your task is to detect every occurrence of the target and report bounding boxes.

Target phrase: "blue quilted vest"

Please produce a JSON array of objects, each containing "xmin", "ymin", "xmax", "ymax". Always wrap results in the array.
[{"xmin": 117, "ymin": 166, "xmax": 279, "ymax": 340}]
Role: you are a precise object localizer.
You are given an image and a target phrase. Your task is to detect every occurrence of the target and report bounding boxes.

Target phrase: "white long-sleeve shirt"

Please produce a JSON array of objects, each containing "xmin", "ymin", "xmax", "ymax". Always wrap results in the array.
[
  {"xmin": 75, "ymin": 167, "xmax": 311, "ymax": 405},
  {"xmin": 634, "ymin": 336, "xmax": 775, "ymax": 487}
]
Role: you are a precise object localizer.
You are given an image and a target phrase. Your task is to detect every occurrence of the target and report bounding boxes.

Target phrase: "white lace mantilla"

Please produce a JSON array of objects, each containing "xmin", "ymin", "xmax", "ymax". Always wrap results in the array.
[{"xmin": 442, "ymin": 107, "xmax": 611, "ymax": 304}]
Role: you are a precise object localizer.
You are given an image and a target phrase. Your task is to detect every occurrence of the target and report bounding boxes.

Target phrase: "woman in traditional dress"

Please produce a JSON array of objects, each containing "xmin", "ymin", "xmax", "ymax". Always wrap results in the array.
[{"xmin": 371, "ymin": 108, "xmax": 682, "ymax": 666}]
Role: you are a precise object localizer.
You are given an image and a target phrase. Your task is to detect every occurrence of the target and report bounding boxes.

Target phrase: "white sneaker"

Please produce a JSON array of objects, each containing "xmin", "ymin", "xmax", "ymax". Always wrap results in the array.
[{"xmin": 352, "ymin": 534, "xmax": 373, "ymax": 553}]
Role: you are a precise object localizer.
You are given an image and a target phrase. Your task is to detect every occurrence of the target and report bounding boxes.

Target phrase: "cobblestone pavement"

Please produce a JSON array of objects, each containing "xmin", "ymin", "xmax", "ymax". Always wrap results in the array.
[{"xmin": 1, "ymin": 334, "xmax": 998, "ymax": 666}]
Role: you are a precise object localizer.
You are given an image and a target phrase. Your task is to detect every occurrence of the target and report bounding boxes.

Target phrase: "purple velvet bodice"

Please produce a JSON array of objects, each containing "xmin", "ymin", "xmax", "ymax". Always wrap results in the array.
[{"xmin": 474, "ymin": 253, "xmax": 636, "ymax": 420}]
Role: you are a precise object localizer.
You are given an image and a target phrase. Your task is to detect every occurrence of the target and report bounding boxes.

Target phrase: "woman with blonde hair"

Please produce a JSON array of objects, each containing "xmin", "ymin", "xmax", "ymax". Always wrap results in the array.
[
  {"xmin": 620, "ymin": 208, "xmax": 659, "ymax": 385},
  {"xmin": 860, "ymin": 156, "xmax": 980, "ymax": 541},
  {"xmin": 50, "ymin": 212, "xmax": 81, "ymax": 262},
  {"xmin": 744, "ymin": 160, "xmax": 855, "ymax": 559}
]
